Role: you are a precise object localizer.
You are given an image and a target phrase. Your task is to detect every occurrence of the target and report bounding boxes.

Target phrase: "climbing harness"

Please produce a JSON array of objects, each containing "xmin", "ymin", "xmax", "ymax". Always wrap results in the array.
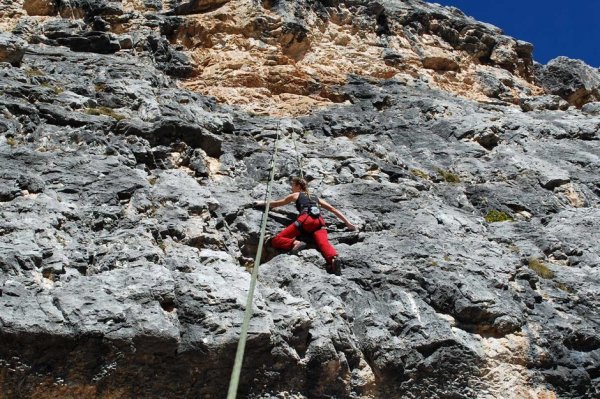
[
  {"xmin": 226, "ymin": 122, "xmax": 282, "ymax": 399},
  {"xmin": 296, "ymin": 192, "xmax": 321, "ymax": 218},
  {"xmin": 292, "ymin": 191, "xmax": 324, "ymax": 234},
  {"xmin": 293, "ymin": 213, "xmax": 325, "ymax": 233}
]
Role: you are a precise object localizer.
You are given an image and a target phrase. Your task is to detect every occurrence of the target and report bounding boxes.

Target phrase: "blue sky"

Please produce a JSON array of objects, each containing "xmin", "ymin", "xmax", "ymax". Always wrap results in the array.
[{"xmin": 429, "ymin": 1, "xmax": 600, "ymax": 67}]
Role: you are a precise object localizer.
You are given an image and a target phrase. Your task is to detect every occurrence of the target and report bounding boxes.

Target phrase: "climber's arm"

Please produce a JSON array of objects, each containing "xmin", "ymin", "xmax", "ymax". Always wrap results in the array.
[
  {"xmin": 254, "ymin": 193, "xmax": 298, "ymax": 209},
  {"xmin": 319, "ymin": 198, "xmax": 357, "ymax": 231}
]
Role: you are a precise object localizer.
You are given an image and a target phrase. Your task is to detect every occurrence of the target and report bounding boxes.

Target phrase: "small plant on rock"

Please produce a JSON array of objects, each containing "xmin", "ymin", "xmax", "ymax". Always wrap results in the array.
[
  {"xmin": 85, "ymin": 106, "xmax": 125, "ymax": 121},
  {"xmin": 25, "ymin": 67, "xmax": 44, "ymax": 77},
  {"xmin": 411, "ymin": 168, "xmax": 429, "ymax": 180},
  {"xmin": 555, "ymin": 282, "xmax": 574, "ymax": 294},
  {"xmin": 528, "ymin": 257, "xmax": 555, "ymax": 279},
  {"xmin": 485, "ymin": 210, "xmax": 514, "ymax": 223},
  {"xmin": 41, "ymin": 82, "xmax": 64, "ymax": 94},
  {"xmin": 436, "ymin": 168, "xmax": 461, "ymax": 183},
  {"xmin": 508, "ymin": 244, "xmax": 520, "ymax": 253}
]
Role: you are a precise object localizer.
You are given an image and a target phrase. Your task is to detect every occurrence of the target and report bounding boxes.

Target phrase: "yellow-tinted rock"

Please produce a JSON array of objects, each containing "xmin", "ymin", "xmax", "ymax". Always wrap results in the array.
[{"xmin": 23, "ymin": 0, "xmax": 56, "ymax": 16}]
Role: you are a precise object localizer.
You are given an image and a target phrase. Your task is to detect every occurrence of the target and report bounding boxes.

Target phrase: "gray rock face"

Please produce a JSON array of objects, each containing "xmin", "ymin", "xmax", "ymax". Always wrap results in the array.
[
  {"xmin": 146, "ymin": 35, "xmax": 196, "ymax": 78},
  {"xmin": 520, "ymin": 95, "xmax": 570, "ymax": 112},
  {"xmin": 582, "ymin": 101, "xmax": 600, "ymax": 115},
  {"xmin": 0, "ymin": 33, "xmax": 27, "ymax": 66},
  {"xmin": 1, "ymin": 1, "xmax": 600, "ymax": 399},
  {"xmin": 537, "ymin": 56, "xmax": 600, "ymax": 107}
]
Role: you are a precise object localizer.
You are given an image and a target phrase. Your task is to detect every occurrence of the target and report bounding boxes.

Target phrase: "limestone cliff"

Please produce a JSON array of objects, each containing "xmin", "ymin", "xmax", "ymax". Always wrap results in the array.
[{"xmin": 1, "ymin": 1, "xmax": 600, "ymax": 398}]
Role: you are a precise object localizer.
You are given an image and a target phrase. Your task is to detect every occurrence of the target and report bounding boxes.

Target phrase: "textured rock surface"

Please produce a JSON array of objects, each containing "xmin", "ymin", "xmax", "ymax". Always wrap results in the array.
[
  {"xmin": 537, "ymin": 57, "xmax": 600, "ymax": 108},
  {"xmin": 0, "ymin": 32, "xmax": 27, "ymax": 66},
  {"xmin": 174, "ymin": 0, "xmax": 545, "ymax": 114},
  {"xmin": 1, "ymin": 1, "xmax": 600, "ymax": 399}
]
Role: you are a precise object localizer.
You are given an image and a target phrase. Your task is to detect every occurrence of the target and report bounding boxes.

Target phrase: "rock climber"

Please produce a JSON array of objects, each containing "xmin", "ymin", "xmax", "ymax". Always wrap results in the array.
[{"xmin": 254, "ymin": 176, "xmax": 357, "ymax": 275}]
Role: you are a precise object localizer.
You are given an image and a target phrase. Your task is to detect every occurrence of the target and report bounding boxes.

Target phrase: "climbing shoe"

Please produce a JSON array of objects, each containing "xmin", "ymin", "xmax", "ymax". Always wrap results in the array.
[
  {"xmin": 329, "ymin": 257, "xmax": 341, "ymax": 276},
  {"xmin": 290, "ymin": 241, "xmax": 306, "ymax": 254}
]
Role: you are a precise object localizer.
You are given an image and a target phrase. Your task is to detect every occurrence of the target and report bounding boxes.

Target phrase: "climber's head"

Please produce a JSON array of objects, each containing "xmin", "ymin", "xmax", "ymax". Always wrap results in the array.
[{"xmin": 290, "ymin": 176, "xmax": 308, "ymax": 193}]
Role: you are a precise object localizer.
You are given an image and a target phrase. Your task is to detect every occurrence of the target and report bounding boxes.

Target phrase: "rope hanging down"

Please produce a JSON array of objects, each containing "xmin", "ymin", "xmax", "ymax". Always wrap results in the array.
[
  {"xmin": 291, "ymin": 130, "xmax": 304, "ymax": 179},
  {"xmin": 226, "ymin": 122, "xmax": 282, "ymax": 399}
]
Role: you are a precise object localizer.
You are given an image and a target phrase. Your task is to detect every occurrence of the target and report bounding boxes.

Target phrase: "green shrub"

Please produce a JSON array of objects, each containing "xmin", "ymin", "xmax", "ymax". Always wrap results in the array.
[
  {"xmin": 436, "ymin": 168, "xmax": 461, "ymax": 183},
  {"xmin": 85, "ymin": 107, "xmax": 125, "ymax": 121},
  {"xmin": 411, "ymin": 168, "xmax": 429, "ymax": 180},
  {"xmin": 26, "ymin": 67, "xmax": 44, "ymax": 77},
  {"xmin": 508, "ymin": 244, "xmax": 520, "ymax": 253},
  {"xmin": 485, "ymin": 210, "xmax": 514, "ymax": 223},
  {"xmin": 41, "ymin": 82, "xmax": 64, "ymax": 94},
  {"xmin": 528, "ymin": 258, "xmax": 554, "ymax": 279},
  {"xmin": 555, "ymin": 282, "xmax": 574, "ymax": 293}
]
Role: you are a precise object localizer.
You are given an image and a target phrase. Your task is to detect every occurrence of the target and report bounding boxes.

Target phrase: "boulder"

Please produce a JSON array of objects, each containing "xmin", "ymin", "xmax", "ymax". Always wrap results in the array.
[
  {"xmin": 490, "ymin": 38, "xmax": 519, "ymax": 70},
  {"xmin": 581, "ymin": 101, "xmax": 600, "ymax": 115},
  {"xmin": 537, "ymin": 56, "xmax": 600, "ymax": 107},
  {"xmin": 520, "ymin": 95, "xmax": 569, "ymax": 112},
  {"xmin": 146, "ymin": 36, "xmax": 195, "ymax": 78},
  {"xmin": 23, "ymin": 0, "xmax": 56, "ymax": 16},
  {"xmin": 172, "ymin": 0, "xmax": 231, "ymax": 15},
  {"xmin": 0, "ymin": 33, "xmax": 27, "ymax": 66}
]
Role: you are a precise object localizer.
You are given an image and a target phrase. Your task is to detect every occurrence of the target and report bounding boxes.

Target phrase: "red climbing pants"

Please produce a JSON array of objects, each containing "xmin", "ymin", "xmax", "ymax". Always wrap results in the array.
[{"xmin": 271, "ymin": 214, "xmax": 338, "ymax": 265}]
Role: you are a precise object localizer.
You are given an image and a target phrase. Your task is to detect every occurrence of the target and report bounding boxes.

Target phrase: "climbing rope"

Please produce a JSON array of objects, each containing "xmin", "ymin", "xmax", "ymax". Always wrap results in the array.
[
  {"xmin": 64, "ymin": 0, "xmax": 76, "ymax": 20},
  {"xmin": 291, "ymin": 129, "xmax": 304, "ymax": 179},
  {"xmin": 226, "ymin": 121, "xmax": 282, "ymax": 399}
]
